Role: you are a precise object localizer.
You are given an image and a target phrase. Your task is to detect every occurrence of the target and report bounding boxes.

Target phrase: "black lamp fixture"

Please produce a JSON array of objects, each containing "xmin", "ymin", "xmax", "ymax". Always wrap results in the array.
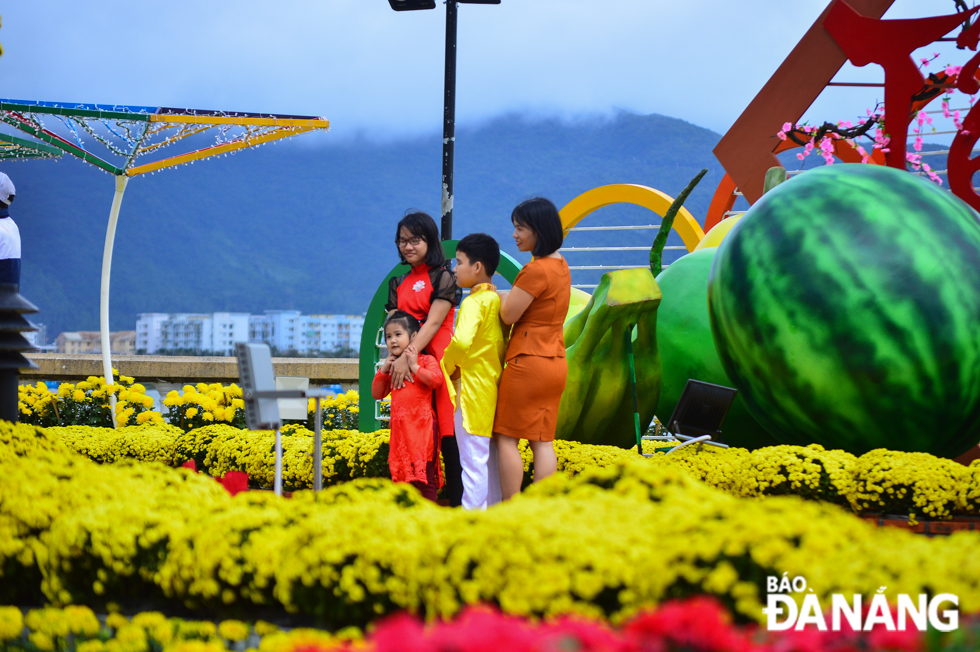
[
  {"xmin": 387, "ymin": 0, "xmax": 498, "ymax": 10},
  {"xmin": 386, "ymin": 0, "xmax": 500, "ymax": 240},
  {"xmin": 387, "ymin": 0, "xmax": 436, "ymax": 10}
]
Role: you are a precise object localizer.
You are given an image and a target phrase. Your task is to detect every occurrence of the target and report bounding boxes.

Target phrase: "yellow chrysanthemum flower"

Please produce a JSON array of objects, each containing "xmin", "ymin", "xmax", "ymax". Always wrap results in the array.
[
  {"xmin": 0, "ymin": 606, "xmax": 23, "ymax": 642},
  {"xmin": 217, "ymin": 620, "xmax": 249, "ymax": 642}
]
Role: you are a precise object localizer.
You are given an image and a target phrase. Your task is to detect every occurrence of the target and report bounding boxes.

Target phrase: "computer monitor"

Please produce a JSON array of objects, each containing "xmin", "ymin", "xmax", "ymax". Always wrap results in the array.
[{"xmin": 665, "ymin": 379, "xmax": 738, "ymax": 441}]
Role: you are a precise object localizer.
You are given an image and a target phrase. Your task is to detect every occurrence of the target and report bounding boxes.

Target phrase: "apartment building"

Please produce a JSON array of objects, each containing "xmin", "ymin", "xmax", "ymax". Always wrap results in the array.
[
  {"xmin": 248, "ymin": 311, "xmax": 364, "ymax": 354},
  {"xmin": 56, "ymin": 331, "xmax": 136, "ymax": 354},
  {"xmin": 136, "ymin": 311, "xmax": 362, "ymax": 355},
  {"xmin": 136, "ymin": 313, "xmax": 250, "ymax": 355}
]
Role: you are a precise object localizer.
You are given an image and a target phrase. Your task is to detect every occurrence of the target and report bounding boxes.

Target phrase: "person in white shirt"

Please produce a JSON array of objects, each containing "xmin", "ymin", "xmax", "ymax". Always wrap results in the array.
[{"xmin": 0, "ymin": 172, "xmax": 20, "ymax": 287}]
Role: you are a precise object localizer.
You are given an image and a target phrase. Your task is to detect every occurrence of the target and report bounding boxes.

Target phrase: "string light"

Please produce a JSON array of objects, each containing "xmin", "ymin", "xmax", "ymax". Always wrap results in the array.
[{"xmin": 0, "ymin": 103, "xmax": 328, "ymax": 176}]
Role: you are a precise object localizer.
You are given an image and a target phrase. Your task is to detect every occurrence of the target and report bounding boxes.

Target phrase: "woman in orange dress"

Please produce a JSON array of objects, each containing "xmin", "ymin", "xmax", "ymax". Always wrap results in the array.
[{"xmin": 494, "ymin": 197, "xmax": 571, "ymax": 500}]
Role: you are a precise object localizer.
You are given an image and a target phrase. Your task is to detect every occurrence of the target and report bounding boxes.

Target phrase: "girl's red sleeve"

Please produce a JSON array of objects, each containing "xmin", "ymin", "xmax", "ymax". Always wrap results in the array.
[
  {"xmin": 371, "ymin": 370, "xmax": 392, "ymax": 400},
  {"xmin": 415, "ymin": 355, "xmax": 444, "ymax": 389}
]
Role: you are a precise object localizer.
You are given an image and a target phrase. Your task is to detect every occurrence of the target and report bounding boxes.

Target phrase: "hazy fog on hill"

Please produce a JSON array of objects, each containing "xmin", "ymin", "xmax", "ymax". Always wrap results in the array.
[{"xmin": 11, "ymin": 111, "xmax": 726, "ymax": 337}]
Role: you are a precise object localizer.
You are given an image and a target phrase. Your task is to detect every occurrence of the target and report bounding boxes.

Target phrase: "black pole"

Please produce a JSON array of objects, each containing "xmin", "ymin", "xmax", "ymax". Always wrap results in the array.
[{"xmin": 441, "ymin": 0, "xmax": 457, "ymax": 241}]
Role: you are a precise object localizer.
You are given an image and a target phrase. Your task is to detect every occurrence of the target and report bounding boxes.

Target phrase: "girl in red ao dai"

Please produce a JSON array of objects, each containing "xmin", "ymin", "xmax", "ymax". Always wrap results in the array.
[
  {"xmin": 385, "ymin": 212, "xmax": 464, "ymax": 505},
  {"xmin": 371, "ymin": 311, "xmax": 444, "ymax": 501}
]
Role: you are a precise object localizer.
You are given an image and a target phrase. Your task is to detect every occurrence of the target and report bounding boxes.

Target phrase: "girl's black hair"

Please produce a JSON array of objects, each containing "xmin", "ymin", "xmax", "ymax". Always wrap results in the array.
[
  {"xmin": 511, "ymin": 197, "xmax": 564, "ymax": 257},
  {"xmin": 395, "ymin": 211, "xmax": 446, "ymax": 267},
  {"xmin": 385, "ymin": 310, "xmax": 421, "ymax": 337}
]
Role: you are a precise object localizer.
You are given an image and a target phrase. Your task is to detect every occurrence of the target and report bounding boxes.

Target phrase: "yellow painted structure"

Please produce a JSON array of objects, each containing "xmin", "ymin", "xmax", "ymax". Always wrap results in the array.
[
  {"xmin": 127, "ymin": 125, "xmax": 321, "ymax": 177},
  {"xmin": 694, "ymin": 214, "xmax": 743, "ymax": 250},
  {"xmin": 148, "ymin": 114, "xmax": 326, "ymax": 128},
  {"xmin": 558, "ymin": 183, "xmax": 705, "ymax": 252}
]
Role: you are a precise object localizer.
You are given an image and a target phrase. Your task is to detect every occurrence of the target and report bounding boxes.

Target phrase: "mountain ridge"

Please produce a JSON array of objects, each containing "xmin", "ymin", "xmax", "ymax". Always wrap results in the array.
[{"xmin": 11, "ymin": 110, "xmax": 727, "ymax": 337}]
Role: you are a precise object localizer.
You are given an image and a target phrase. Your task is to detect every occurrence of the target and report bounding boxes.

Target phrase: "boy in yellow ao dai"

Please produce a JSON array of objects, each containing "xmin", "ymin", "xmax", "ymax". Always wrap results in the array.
[{"xmin": 442, "ymin": 234, "xmax": 505, "ymax": 509}]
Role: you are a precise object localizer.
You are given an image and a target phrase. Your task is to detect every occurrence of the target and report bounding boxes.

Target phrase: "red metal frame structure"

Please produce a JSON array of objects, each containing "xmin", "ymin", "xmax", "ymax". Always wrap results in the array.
[
  {"xmin": 707, "ymin": 0, "xmax": 980, "ymax": 229},
  {"xmin": 712, "ymin": 0, "xmax": 895, "ymax": 214}
]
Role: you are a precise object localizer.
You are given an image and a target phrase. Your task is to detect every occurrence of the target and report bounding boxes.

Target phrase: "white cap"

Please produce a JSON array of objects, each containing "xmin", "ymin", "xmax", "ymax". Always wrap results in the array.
[{"xmin": 0, "ymin": 173, "xmax": 14, "ymax": 206}]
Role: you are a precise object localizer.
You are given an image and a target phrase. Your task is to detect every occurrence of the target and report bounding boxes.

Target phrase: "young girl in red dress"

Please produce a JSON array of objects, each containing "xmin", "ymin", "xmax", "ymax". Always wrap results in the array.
[
  {"xmin": 372, "ymin": 311, "xmax": 444, "ymax": 501},
  {"xmin": 385, "ymin": 212, "xmax": 463, "ymax": 506}
]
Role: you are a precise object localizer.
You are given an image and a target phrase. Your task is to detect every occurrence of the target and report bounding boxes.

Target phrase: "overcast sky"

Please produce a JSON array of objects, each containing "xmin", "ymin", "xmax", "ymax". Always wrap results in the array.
[{"xmin": 0, "ymin": 1, "xmax": 971, "ymax": 142}]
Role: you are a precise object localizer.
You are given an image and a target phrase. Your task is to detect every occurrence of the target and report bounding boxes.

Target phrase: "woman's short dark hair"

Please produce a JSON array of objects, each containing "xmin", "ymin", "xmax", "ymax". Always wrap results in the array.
[
  {"xmin": 511, "ymin": 198, "xmax": 563, "ymax": 257},
  {"xmin": 395, "ymin": 211, "xmax": 446, "ymax": 267},
  {"xmin": 385, "ymin": 310, "xmax": 421, "ymax": 337}
]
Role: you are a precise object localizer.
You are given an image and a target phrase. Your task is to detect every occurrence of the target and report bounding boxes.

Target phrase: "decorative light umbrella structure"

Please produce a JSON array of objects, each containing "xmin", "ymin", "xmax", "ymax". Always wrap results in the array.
[
  {"xmin": 0, "ymin": 132, "xmax": 62, "ymax": 160},
  {"xmin": 0, "ymin": 99, "xmax": 329, "ymax": 416}
]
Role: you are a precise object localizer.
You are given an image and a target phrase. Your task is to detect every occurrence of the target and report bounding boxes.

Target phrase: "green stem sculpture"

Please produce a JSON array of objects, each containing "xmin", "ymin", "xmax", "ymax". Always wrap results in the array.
[
  {"xmin": 650, "ymin": 168, "xmax": 708, "ymax": 276},
  {"xmin": 558, "ymin": 268, "xmax": 663, "ymax": 446},
  {"xmin": 764, "ymin": 166, "xmax": 788, "ymax": 194}
]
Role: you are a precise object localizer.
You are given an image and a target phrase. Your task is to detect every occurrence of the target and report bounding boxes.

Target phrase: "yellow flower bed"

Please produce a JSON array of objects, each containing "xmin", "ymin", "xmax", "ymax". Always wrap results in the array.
[
  {"xmin": 47, "ymin": 423, "xmax": 184, "ymax": 465},
  {"xmin": 19, "ymin": 373, "xmax": 163, "ymax": 428},
  {"xmin": 50, "ymin": 414, "xmax": 980, "ymax": 518},
  {"xmin": 0, "ymin": 604, "xmax": 358, "ymax": 652},
  {"xmin": 724, "ymin": 444, "xmax": 857, "ymax": 505},
  {"xmin": 19, "ymin": 376, "xmax": 363, "ymax": 435},
  {"xmin": 0, "ymin": 420, "xmax": 67, "ymax": 462},
  {"xmin": 163, "ymin": 384, "xmax": 247, "ymax": 431},
  {"xmin": 3, "ymin": 420, "xmax": 980, "ymax": 629},
  {"xmin": 850, "ymin": 449, "xmax": 972, "ymax": 519},
  {"xmin": 53, "ymin": 422, "xmax": 391, "ymax": 490},
  {"xmin": 304, "ymin": 390, "xmax": 365, "ymax": 431},
  {"xmin": 24, "ymin": 378, "xmax": 978, "ymax": 518}
]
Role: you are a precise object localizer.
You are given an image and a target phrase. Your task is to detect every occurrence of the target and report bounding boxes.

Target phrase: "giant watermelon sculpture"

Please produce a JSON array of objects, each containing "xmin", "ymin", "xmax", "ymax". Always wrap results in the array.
[{"xmin": 708, "ymin": 164, "xmax": 980, "ymax": 457}]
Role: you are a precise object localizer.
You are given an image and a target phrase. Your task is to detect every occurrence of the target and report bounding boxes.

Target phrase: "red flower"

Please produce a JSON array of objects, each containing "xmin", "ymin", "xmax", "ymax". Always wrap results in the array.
[
  {"xmin": 370, "ymin": 612, "xmax": 431, "ymax": 652},
  {"xmin": 537, "ymin": 617, "xmax": 626, "ymax": 652},
  {"xmin": 625, "ymin": 598, "xmax": 753, "ymax": 652},
  {"xmin": 866, "ymin": 627, "xmax": 922, "ymax": 652},
  {"xmin": 431, "ymin": 607, "xmax": 541, "ymax": 652},
  {"xmin": 181, "ymin": 459, "xmax": 197, "ymax": 471},
  {"xmin": 220, "ymin": 471, "xmax": 249, "ymax": 496}
]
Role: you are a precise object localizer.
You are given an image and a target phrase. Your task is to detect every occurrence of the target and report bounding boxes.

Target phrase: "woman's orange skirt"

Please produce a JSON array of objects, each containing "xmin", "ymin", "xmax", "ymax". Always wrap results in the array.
[{"xmin": 493, "ymin": 354, "xmax": 567, "ymax": 441}]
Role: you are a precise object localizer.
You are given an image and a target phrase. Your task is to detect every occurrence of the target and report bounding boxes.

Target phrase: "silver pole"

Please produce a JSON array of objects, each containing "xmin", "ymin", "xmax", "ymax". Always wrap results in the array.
[
  {"xmin": 274, "ymin": 427, "xmax": 283, "ymax": 497},
  {"xmin": 313, "ymin": 397, "xmax": 323, "ymax": 492},
  {"xmin": 100, "ymin": 175, "xmax": 129, "ymax": 427}
]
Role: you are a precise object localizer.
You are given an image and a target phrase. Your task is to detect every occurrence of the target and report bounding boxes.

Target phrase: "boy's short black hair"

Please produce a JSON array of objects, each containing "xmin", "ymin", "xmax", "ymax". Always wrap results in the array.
[
  {"xmin": 395, "ymin": 211, "xmax": 446, "ymax": 267},
  {"xmin": 385, "ymin": 310, "xmax": 421, "ymax": 337},
  {"xmin": 456, "ymin": 233, "xmax": 501, "ymax": 276},
  {"xmin": 511, "ymin": 197, "xmax": 564, "ymax": 257}
]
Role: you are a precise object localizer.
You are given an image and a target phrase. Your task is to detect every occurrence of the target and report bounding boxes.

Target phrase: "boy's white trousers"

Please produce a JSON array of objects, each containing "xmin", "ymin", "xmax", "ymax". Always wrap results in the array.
[{"xmin": 455, "ymin": 404, "xmax": 502, "ymax": 509}]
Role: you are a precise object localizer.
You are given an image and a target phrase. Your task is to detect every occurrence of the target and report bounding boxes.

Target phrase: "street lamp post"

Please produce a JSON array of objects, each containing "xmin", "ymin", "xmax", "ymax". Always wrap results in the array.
[
  {"xmin": 387, "ymin": 0, "xmax": 500, "ymax": 241},
  {"xmin": 441, "ymin": 0, "xmax": 458, "ymax": 241}
]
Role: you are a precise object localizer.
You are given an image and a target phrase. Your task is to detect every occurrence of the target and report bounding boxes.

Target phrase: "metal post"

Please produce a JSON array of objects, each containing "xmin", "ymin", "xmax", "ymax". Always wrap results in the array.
[
  {"xmin": 274, "ymin": 427, "xmax": 283, "ymax": 497},
  {"xmin": 441, "ymin": 0, "xmax": 458, "ymax": 240},
  {"xmin": 313, "ymin": 396, "xmax": 323, "ymax": 491},
  {"xmin": 100, "ymin": 175, "xmax": 129, "ymax": 427}
]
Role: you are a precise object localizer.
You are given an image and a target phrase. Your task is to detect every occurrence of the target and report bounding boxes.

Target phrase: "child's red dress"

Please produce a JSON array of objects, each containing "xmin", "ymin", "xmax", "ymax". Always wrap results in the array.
[{"xmin": 371, "ymin": 353, "xmax": 445, "ymax": 488}]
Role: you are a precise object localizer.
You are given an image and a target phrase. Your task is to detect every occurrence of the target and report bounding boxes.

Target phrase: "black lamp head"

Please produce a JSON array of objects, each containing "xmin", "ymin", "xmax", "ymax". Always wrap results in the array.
[
  {"xmin": 387, "ymin": 0, "xmax": 436, "ymax": 10},
  {"xmin": 387, "ymin": 0, "xmax": 499, "ymax": 9}
]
